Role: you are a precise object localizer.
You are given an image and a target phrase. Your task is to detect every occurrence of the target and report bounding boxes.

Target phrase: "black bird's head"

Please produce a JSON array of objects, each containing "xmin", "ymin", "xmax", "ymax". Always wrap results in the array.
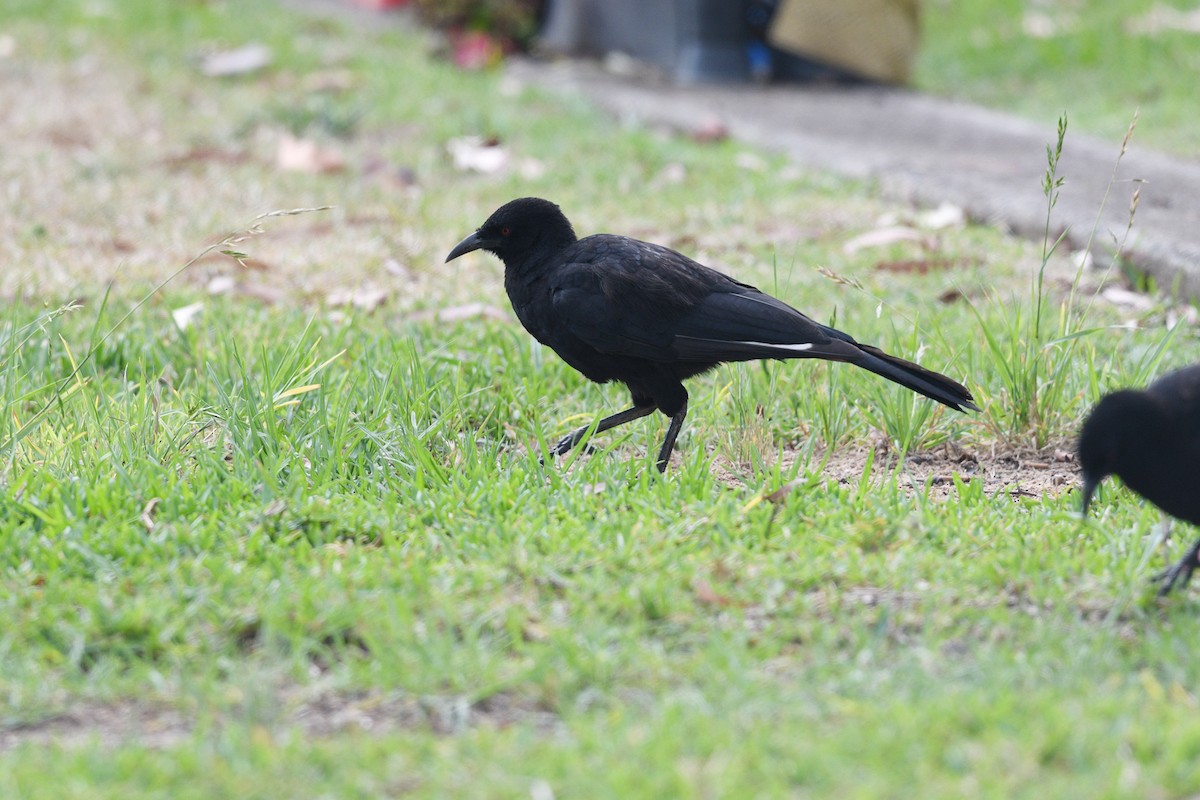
[
  {"xmin": 445, "ymin": 197, "xmax": 577, "ymax": 268},
  {"xmin": 1077, "ymin": 389, "xmax": 1154, "ymax": 516}
]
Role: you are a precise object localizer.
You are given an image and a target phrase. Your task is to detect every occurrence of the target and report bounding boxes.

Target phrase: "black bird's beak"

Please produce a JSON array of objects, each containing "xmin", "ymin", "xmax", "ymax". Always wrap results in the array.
[
  {"xmin": 445, "ymin": 230, "xmax": 492, "ymax": 263},
  {"xmin": 1081, "ymin": 472, "xmax": 1099, "ymax": 517}
]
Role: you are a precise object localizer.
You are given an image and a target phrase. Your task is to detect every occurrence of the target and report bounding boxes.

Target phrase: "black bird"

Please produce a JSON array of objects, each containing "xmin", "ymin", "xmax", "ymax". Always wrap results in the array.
[
  {"xmin": 446, "ymin": 197, "xmax": 978, "ymax": 472},
  {"xmin": 1079, "ymin": 364, "xmax": 1200, "ymax": 595}
]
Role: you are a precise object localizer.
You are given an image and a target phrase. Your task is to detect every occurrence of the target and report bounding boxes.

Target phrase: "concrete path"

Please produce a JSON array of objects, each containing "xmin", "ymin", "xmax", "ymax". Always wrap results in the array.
[{"xmin": 509, "ymin": 59, "xmax": 1200, "ymax": 298}]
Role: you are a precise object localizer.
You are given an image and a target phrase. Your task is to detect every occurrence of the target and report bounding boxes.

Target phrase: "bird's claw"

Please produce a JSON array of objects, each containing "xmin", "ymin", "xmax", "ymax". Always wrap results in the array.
[
  {"xmin": 539, "ymin": 437, "xmax": 594, "ymax": 466},
  {"xmin": 1151, "ymin": 557, "xmax": 1198, "ymax": 596}
]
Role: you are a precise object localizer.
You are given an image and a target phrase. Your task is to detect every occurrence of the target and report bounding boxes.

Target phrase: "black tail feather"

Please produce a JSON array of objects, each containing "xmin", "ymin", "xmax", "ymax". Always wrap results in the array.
[{"xmin": 854, "ymin": 344, "xmax": 978, "ymax": 412}]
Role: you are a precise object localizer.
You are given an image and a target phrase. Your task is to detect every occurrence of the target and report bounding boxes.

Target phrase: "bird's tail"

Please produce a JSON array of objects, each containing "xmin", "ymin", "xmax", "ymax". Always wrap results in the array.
[{"xmin": 854, "ymin": 344, "xmax": 979, "ymax": 412}]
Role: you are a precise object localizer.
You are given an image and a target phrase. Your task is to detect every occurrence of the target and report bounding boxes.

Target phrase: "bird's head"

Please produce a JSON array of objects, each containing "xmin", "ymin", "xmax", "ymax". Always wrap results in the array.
[
  {"xmin": 1077, "ymin": 389, "xmax": 1152, "ymax": 516},
  {"xmin": 445, "ymin": 197, "xmax": 577, "ymax": 266}
]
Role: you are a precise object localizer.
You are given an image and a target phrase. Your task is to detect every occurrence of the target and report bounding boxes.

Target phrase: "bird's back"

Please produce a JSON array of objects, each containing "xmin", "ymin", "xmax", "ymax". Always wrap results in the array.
[{"xmin": 1130, "ymin": 365, "xmax": 1200, "ymax": 524}]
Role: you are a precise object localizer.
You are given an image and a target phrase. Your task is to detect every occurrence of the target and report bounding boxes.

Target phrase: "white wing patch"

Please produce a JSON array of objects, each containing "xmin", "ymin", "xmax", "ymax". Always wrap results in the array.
[{"xmin": 738, "ymin": 341, "xmax": 814, "ymax": 353}]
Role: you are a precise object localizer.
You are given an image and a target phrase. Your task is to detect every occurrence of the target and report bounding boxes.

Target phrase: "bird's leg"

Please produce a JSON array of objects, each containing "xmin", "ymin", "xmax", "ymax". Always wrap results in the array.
[
  {"xmin": 1153, "ymin": 536, "xmax": 1200, "ymax": 596},
  {"xmin": 654, "ymin": 399, "xmax": 688, "ymax": 473},
  {"xmin": 547, "ymin": 404, "xmax": 656, "ymax": 460}
]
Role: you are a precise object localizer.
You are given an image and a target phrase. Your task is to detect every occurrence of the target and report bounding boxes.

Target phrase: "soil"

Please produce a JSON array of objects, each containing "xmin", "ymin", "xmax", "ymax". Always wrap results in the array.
[{"xmin": 0, "ymin": 689, "xmax": 561, "ymax": 751}]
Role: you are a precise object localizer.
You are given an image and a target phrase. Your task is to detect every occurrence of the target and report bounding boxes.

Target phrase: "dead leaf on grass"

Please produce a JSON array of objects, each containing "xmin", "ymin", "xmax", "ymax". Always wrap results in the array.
[
  {"xmin": 875, "ymin": 258, "xmax": 963, "ymax": 275},
  {"xmin": 234, "ymin": 283, "xmax": 286, "ymax": 305},
  {"xmin": 206, "ymin": 275, "xmax": 236, "ymax": 295},
  {"xmin": 1100, "ymin": 285, "xmax": 1155, "ymax": 312},
  {"xmin": 446, "ymin": 136, "xmax": 508, "ymax": 173},
  {"xmin": 140, "ymin": 498, "xmax": 161, "ymax": 531},
  {"xmin": 843, "ymin": 226, "xmax": 924, "ymax": 254},
  {"xmin": 692, "ymin": 578, "xmax": 731, "ymax": 607},
  {"xmin": 160, "ymin": 146, "xmax": 250, "ymax": 170},
  {"xmin": 171, "ymin": 302, "xmax": 204, "ymax": 331},
  {"xmin": 107, "ymin": 237, "xmax": 136, "ymax": 254},
  {"xmin": 916, "ymin": 202, "xmax": 966, "ymax": 230},
  {"xmin": 762, "ymin": 478, "xmax": 804, "ymax": 505},
  {"xmin": 327, "ymin": 285, "xmax": 390, "ymax": 312},
  {"xmin": 199, "ymin": 43, "xmax": 272, "ymax": 77},
  {"xmin": 277, "ymin": 135, "xmax": 345, "ymax": 174}
]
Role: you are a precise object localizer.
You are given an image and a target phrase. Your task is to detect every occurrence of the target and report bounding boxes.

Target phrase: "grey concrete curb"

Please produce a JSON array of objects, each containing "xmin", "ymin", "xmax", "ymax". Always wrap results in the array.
[{"xmin": 510, "ymin": 59, "xmax": 1200, "ymax": 299}]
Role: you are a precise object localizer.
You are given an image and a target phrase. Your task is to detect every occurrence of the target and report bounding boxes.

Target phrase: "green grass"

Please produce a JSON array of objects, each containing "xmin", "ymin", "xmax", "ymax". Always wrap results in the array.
[
  {"xmin": 918, "ymin": 0, "xmax": 1200, "ymax": 156},
  {"xmin": 3, "ymin": 0, "xmax": 1200, "ymax": 797}
]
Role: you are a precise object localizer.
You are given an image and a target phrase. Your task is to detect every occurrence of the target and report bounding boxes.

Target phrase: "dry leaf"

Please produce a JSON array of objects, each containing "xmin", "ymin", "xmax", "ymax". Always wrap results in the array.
[
  {"xmin": 234, "ymin": 282, "xmax": 286, "ymax": 305},
  {"xmin": 446, "ymin": 136, "xmax": 508, "ymax": 173},
  {"xmin": 327, "ymin": 285, "xmax": 390, "ymax": 312},
  {"xmin": 842, "ymin": 226, "xmax": 923, "ymax": 254},
  {"xmin": 160, "ymin": 146, "xmax": 250, "ymax": 169},
  {"xmin": 916, "ymin": 202, "xmax": 965, "ymax": 230},
  {"xmin": 171, "ymin": 302, "xmax": 204, "ymax": 331},
  {"xmin": 277, "ymin": 134, "xmax": 345, "ymax": 174},
  {"xmin": 522, "ymin": 620, "xmax": 549, "ymax": 642},
  {"xmin": 206, "ymin": 275, "xmax": 236, "ymax": 295},
  {"xmin": 692, "ymin": 578, "xmax": 730, "ymax": 607},
  {"xmin": 140, "ymin": 498, "xmax": 161, "ymax": 531},
  {"xmin": 200, "ymin": 43, "xmax": 272, "ymax": 77},
  {"xmin": 1101, "ymin": 286, "xmax": 1155, "ymax": 311},
  {"xmin": 875, "ymin": 258, "xmax": 961, "ymax": 275}
]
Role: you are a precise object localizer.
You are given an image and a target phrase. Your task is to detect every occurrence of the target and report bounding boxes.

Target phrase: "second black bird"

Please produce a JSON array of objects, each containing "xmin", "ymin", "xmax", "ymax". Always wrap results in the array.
[
  {"xmin": 1079, "ymin": 363, "xmax": 1200, "ymax": 594},
  {"xmin": 446, "ymin": 197, "xmax": 978, "ymax": 472}
]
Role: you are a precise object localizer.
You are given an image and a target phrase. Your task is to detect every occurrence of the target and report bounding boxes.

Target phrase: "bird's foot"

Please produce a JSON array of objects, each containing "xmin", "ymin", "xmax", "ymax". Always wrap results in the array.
[
  {"xmin": 539, "ymin": 435, "xmax": 594, "ymax": 466},
  {"xmin": 550, "ymin": 433, "xmax": 577, "ymax": 457},
  {"xmin": 1152, "ymin": 554, "xmax": 1199, "ymax": 596}
]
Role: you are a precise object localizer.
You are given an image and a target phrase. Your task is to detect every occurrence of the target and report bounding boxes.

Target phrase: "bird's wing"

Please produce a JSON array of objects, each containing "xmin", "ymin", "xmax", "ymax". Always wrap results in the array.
[
  {"xmin": 667, "ymin": 290, "xmax": 865, "ymax": 363},
  {"xmin": 550, "ymin": 263, "xmax": 679, "ymax": 361},
  {"xmin": 550, "ymin": 252, "xmax": 862, "ymax": 364}
]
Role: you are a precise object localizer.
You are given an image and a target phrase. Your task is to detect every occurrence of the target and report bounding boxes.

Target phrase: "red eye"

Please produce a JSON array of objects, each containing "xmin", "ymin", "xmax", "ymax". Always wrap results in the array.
[{"xmin": 500, "ymin": 227, "xmax": 511, "ymax": 236}]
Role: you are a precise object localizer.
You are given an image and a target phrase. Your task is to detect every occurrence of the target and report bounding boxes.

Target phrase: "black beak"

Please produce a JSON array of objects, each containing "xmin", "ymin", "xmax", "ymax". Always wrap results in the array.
[
  {"xmin": 1081, "ymin": 472, "xmax": 1100, "ymax": 516},
  {"xmin": 445, "ymin": 230, "xmax": 492, "ymax": 263}
]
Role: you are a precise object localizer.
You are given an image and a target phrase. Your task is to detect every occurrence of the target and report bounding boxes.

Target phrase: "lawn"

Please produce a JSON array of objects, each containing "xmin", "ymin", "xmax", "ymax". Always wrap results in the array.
[
  {"xmin": 918, "ymin": 0, "xmax": 1200, "ymax": 157},
  {"xmin": 2, "ymin": 1, "xmax": 1200, "ymax": 798}
]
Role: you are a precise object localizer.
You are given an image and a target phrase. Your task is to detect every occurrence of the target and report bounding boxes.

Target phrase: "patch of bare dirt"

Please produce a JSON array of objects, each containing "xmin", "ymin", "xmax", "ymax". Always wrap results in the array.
[
  {"xmin": 713, "ymin": 440, "xmax": 1080, "ymax": 502},
  {"xmin": 0, "ymin": 689, "xmax": 560, "ymax": 751},
  {"xmin": 0, "ymin": 702, "xmax": 191, "ymax": 751},
  {"xmin": 817, "ymin": 442, "xmax": 1078, "ymax": 500}
]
